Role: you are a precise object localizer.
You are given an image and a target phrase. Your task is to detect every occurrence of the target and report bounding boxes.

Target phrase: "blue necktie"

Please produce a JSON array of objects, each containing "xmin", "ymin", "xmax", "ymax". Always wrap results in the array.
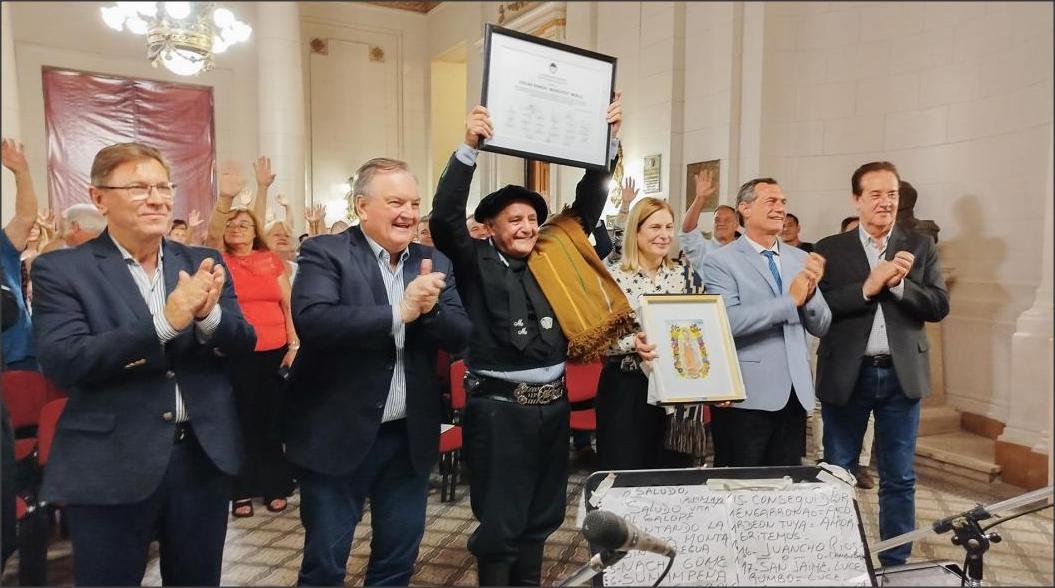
[{"xmin": 761, "ymin": 250, "xmax": 782, "ymax": 292}]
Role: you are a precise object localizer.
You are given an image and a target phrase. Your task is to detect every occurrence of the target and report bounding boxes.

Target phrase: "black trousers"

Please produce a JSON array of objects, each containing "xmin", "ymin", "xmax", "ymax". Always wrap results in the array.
[
  {"xmin": 64, "ymin": 429, "xmax": 231, "ymax": 586},
  {"xmin": 595, "ymin": 358, "xmax": 692, "ymax": 471},
  {"xmin": 710, "ymin": 392, "xmax": 806, "ymax": 467},
  {"xmin": 463, "ymin": 391, "xmax": 569, "ymax": 586},
  {"xmin": 229, "ymin": 347, "xmax": 294, "ymax": 501}
]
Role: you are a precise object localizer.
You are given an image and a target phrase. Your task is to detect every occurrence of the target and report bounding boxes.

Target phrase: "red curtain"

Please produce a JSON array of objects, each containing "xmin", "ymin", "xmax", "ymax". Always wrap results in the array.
[{"xmin": 42, "ymin": 67, "xmax": 216, "ymax": 222}]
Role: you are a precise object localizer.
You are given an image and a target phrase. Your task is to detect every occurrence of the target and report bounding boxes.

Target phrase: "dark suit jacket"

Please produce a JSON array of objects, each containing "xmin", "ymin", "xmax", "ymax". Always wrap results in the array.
[
  {"xmin": 31, "ymin": 232, "xmax": 256, "ymax": 505},
  {"xmin": 285, "ymin": 227, "xmax": 471, "ymax": 477},
  {"xmin": 813, "ymin": 226, "xmax": 949, "ymax": 406}
]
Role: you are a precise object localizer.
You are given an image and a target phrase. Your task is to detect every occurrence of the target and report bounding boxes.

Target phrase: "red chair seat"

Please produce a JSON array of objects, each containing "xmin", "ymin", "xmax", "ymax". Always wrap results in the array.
[
  {"xmin": 37, "ymin": 399, "xmax": 67, "ymax": 467},
  {"xmin": 15, "ymin": 496, "xmax": 26, "ymax": 520},
  {"xmin": 14, "ymin": 438, "xmax": 36, "ymax": 461},
  {"xmin": 439, "ymin": 426, "xmax": 462, "ymax": 453},
  {"xmin": 569, "ymin": 409, "xmax": 596, "ymax": 431}
]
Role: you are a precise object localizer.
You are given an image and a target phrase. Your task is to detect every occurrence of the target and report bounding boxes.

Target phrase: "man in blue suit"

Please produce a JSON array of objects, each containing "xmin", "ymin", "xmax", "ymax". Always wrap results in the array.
[
  {"xmin": 287, "ymin": 157, "xmax": 471, "ymax": 586},
  {"xmin": 702, "ymin": 178, "xmax": 831, "ymax": 467},
  {"xmin": 31, "ymin": 142, "xmax": 257, "ymax": 586}
]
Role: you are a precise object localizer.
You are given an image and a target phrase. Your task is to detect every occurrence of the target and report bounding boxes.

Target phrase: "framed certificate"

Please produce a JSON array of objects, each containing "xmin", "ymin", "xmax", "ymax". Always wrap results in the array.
[
  {"xmin": 480, "ymin": 24, "xmax": 617, "ymax": 171},
  {"xmin": 639, "ymin": 294, "xmax": 746, "ymax": 404}
]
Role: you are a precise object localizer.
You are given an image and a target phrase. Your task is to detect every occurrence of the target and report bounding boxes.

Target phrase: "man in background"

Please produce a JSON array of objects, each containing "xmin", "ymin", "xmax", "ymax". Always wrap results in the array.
[
  {"xmin": 466, "ymin": 214, "xmax": 491, "ymax": 240},
  {"xmin": 42, "ymin": 203, "xmax": 106, "ymax": 252},
  {"xmin": 679, "ymin": 169, "xmax": 740, "ymax": 272},
  {"xmin": 781, "ymin": 213, "xmax": 814, "ymax": 252}
]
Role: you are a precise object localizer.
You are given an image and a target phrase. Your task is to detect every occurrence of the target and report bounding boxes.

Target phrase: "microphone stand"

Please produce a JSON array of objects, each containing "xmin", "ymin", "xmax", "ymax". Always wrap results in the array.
[
  {"xmin": 872, "ymin": 486, "xmax": 1053, "ymax": 587},
  {"xmin": 557, "ymin": 550, "xmax": 627, "ymax": 587}
]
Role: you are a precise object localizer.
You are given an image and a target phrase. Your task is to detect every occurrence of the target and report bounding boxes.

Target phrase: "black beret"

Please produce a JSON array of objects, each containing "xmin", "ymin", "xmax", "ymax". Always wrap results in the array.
[{"xmin": 473, "ymin": 185, "xmax": 549, "ymax": 224}]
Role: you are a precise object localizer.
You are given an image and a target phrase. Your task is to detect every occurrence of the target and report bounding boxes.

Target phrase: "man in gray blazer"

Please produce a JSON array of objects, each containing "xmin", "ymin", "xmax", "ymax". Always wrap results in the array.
[
  {"xmin": 813, "ymin": 161, "xmax": 949, "ymax": 567},
  {"xmin": 702, "ymin": 178, "xmax": 830, "ymax": 467}
]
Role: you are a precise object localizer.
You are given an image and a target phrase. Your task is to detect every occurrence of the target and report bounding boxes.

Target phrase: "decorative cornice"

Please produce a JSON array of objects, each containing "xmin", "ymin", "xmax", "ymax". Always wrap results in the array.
[{"xmin": 365, "ymin": 1, "xmax": 441, "ymax": 14}]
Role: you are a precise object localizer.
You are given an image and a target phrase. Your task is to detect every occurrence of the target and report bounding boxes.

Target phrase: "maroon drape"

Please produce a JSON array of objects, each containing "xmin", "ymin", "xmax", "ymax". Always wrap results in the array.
[{"xmin": 42, "ymin": 67, "xmax": 216, "ymax": 222}]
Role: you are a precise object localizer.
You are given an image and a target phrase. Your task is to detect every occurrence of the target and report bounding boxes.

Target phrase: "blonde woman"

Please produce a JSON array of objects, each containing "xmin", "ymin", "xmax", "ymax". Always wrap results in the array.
[
  {"xmin": 263, "ymin": 219, "xmax": 298, "ymax": 282},
  {"xmin": 222, "ymin": 209, "xmax": 298, "ymax": 516},
  {"xmin": 597, "ymin": 196, "xmax": 702, "ymax": 471}
]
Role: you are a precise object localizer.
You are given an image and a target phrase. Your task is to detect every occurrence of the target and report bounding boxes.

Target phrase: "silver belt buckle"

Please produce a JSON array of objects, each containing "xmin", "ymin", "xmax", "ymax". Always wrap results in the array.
[
  {"xmin": 513, "ymin": 382, "xmax": 534, "ymax": 405},
  {"xmin": 513, "ymin": 382, "xmax": 563, "ymax": 405}
]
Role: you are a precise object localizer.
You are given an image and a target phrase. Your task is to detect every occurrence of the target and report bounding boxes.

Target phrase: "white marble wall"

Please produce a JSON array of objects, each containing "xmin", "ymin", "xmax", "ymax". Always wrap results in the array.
[{"xmin": 757, "ymin": 2, "xmax": 1053, "ymax": 437}]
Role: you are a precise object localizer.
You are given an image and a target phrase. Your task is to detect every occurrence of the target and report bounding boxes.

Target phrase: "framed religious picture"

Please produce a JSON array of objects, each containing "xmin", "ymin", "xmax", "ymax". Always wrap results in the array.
[
  {"xmin": 686, "ymin": 159, "xmax": 720, "ymax": 211},
  {"xmin": 480, "ymin": 24, "xmax": 617, "ymax": 170},
  {"xmin": 638, "ymin": 294, "xmax": 746, "ymax": 404}
]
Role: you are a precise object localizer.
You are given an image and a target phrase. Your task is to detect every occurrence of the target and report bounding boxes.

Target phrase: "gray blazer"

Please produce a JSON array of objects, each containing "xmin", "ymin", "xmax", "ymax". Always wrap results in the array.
[
  {"xmin": 702, "ymin": 236, "xmax": 831, "ymax": 412},
  {"xmin": 813, "ymin": 226, "xmax": 949, "ymax": 406}
]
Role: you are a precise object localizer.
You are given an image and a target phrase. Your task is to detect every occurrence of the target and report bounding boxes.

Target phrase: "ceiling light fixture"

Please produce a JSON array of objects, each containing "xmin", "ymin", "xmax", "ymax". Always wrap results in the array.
[{"xmin": 100, "ymin": 2, "xmax": 252, "ymax": 76}]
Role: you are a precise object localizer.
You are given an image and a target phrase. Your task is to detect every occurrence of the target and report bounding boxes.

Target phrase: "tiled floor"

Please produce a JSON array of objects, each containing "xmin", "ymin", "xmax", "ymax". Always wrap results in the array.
[{"xmin": 3, "ymin": 454, "xmax": 1052, "ymax": 586}]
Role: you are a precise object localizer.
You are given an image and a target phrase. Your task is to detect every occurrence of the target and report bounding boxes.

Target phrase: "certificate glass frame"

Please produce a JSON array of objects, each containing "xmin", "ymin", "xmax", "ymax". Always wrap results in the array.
[
  {"xmin": 639, "ymin": 294, "xmax": 747, "ymax": 404},
  {"xmin": 480, "ymin": 24, "xmax": 617, "ymax": 171}
]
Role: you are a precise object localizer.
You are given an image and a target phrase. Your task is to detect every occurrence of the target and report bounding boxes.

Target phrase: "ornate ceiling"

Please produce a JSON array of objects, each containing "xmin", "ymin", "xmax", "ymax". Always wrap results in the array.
[{"xmin": 365, "ymin": 1, "xmax": 442, "ymax": 13}]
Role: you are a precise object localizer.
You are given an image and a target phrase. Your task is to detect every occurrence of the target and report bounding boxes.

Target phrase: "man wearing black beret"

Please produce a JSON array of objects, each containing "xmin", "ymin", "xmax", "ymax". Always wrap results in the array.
[{"xmin": 431, "ymin": 95, "xmax": 631, "ymax": 586}]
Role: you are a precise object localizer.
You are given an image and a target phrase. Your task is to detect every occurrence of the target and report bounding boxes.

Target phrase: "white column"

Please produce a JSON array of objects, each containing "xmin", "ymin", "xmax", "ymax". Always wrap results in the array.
[
  {"xmin": 999, "ymin": 128, "xmax": 1054, "ymax": 453},
  {"xmin": 1, "ymin": 2, "xmax": 22, "ymax": 225},
  {"xmin": 256, "ymin": 2, "xmax": 306, "ymax": 233}
]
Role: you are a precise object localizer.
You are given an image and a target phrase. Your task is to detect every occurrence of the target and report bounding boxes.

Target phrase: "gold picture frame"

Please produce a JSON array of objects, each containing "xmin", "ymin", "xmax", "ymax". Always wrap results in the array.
[{"xmin": 639, "ymin": 294, "xmax": 746, "ymax": 404}]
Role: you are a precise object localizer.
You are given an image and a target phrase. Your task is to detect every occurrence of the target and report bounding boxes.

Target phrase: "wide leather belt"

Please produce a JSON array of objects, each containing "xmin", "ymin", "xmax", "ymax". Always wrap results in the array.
[
  {"xmin": 864, "ymin": 354, "xmax": 893, "ymax": 368},
  {"xmin": 465, "ymin": 372, "xmax": 565, "ymax": 406}
]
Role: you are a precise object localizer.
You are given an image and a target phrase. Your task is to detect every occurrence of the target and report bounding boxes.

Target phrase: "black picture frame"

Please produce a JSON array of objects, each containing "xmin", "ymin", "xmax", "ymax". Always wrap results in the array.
[{"xmin": 480, "ymin": 23, "xmax": 618, "ymax": 171}]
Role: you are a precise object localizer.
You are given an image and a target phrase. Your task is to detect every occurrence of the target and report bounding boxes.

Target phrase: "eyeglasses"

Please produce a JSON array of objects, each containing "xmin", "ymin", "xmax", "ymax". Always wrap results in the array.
[
  {"xmin": 225, "ymin": 221, "xmax": 254, "ymax": 230},
  {"xmin": 95, "ymin": 183, "xmax": 177, "ymax": 201}
]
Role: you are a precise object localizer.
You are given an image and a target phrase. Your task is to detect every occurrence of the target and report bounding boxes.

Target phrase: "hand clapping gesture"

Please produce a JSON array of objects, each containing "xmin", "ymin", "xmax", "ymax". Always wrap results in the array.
[{"xmin": 399, "ymin": 258, "xmax": 446, "ymax": 323}]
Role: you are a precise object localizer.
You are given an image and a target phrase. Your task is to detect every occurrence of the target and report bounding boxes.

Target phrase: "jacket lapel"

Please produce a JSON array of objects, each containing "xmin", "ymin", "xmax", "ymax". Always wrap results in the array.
[
  {"xmin": 847, "ymin": 229, "xmax": 873, "ymax": 278},
  {"xmin": 90, "ymin": 231, "xmax": 150, "ymax": 321},
  {"xmin": 162, "ymin": 239, "xmax": 183, "ymax": 298},
  {"xmin": 348, "ymin": 227, "xmax": 390, "ymax": 305},
  {"xmin": 884, "ymin": 225, "xmax": 907, "ymax": 261},
  {"xmin": 402, "ymin": 245, "xmax": 421, "ymax": 292},
  {"xmin": 777, "ymin": 242, "xmax": 795, "ymax": 294},
  {"xmin": 735, "ymin": 236, "xmax": 782, "ymax": 296}
]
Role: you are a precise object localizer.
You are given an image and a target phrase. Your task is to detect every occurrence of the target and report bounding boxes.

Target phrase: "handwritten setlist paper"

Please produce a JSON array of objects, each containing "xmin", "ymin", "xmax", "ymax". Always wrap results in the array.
[{"xmin": 597, "ymin": 483, "xmax": 871, "ymax": 586}]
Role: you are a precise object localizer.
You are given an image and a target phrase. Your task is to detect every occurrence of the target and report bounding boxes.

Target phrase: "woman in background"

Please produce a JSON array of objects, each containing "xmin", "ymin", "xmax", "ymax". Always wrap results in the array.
[{"xmin": 222, "ymin": 210, "xmax": 298, "ymax": 517}]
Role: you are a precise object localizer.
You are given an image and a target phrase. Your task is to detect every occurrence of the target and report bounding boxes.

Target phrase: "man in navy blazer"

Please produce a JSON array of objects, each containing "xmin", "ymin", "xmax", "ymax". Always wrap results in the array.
[
  {"xmin": 702, "ymin": 178, "xmax": 830, "ymax": 467},
  {"xmin": 287, "ymin": 157, "xmax": 471, "ymax": 586},
  {"xmin": 31, "ymin": 143, "xmax": 256, "ymax": 586}
]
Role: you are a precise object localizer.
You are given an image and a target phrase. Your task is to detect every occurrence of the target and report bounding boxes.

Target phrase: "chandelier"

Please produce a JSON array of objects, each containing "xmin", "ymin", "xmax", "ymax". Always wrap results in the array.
[{"xmin": 100, "ymin": 2, "xmax": 252, "ymax": 76}]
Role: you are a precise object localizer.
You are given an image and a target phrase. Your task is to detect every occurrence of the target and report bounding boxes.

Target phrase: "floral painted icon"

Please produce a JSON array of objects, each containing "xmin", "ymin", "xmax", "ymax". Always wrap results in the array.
[{"xmin": 668, "ymin": 321, "xmax": 710, "ymax": 379}]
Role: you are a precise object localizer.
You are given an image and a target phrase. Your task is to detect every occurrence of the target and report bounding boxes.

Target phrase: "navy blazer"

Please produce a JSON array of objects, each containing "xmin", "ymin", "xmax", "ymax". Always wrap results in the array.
[
  {"xmin": 31, "ymin": 232, "xmax": 256, "ymax": 505},
  {"xmin": 285, "ymin": 227, "xmax": 471, "ymax": 476}
]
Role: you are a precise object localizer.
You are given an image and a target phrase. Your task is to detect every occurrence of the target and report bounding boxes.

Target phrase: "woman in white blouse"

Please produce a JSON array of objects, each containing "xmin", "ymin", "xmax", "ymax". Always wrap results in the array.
[{"xmin": 597, "ymin": 197, "xmax": 701, "ymax": 471}]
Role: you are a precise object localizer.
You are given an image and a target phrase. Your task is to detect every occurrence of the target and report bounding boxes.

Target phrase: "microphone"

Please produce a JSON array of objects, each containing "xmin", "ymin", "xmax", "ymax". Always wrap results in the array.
[{"xmin": 581, "ymin": 510, "xmax": 677, "ymax": 557}]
